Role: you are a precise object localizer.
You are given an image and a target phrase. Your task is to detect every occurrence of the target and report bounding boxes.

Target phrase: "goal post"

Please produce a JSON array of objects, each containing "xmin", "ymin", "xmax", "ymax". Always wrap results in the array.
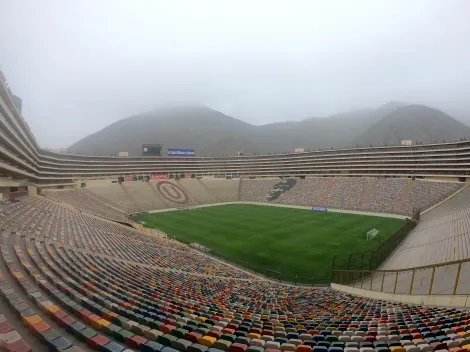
[{"xmin": 367, "ymin": 228, "xmax": 379, "ymax": 241}]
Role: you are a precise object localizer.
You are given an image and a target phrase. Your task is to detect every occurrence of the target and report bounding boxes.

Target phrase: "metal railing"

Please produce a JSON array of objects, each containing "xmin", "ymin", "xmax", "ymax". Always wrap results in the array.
[
  {"xmin": 332, "ymin": 210, "xmax": 420, "ymax": 273},
  {"xmin": 331, "ymin": 257, "xmax": 470, "ymax": 295}
]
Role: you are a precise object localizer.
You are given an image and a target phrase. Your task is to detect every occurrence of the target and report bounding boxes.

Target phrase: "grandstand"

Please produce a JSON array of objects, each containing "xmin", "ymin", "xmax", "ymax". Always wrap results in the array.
[{"xmin": 3, "ymin": 70, "xmax": 470, "ymax": 352}]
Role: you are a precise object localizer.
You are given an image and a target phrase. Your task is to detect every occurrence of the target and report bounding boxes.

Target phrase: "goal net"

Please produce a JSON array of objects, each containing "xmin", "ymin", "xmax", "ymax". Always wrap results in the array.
[{"xmin": 366, "ymin": 228, "xmax": 379, "ymax": 241}]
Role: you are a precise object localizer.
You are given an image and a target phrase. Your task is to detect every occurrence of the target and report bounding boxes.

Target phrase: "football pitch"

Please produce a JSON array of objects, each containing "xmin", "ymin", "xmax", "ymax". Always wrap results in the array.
[{"xmin": 133, "ymin": 204, "xmax": 406, "ymax": 282}]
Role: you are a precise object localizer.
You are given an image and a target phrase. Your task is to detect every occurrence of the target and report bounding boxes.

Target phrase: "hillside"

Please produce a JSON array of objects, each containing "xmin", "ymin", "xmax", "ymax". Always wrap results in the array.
[
  {"xmin": 68, "ymin": 103, "xmax": 470, "ymax": 156},
  {"xmin": 350, "ymin": 105, "xmax": 470, "ymax": 147}
]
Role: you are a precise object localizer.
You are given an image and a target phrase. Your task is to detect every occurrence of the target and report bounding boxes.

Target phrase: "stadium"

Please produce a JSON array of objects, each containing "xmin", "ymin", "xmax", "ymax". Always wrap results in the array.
[{"xmin": 2, "ymin": 69, "xmax": 470, "ymax": 352}]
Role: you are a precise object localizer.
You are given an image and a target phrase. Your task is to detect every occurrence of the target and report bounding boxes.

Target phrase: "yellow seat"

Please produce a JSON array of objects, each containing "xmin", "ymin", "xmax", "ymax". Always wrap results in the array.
[
  {"xmin": 45, "ymin": 305, "xmax": 60, "ymax": 314},
  {"xmin": 199, "ymin": 336, "xmax": 217, "ymax": 348},
  {"xmin": 248, "ymin": 333, "xmax": 261, "ymax": 340},
  {"xmin": 22, "ymin": 314, "xmax": 42, "ymax": 325},
  {"xmin": 92, "ymin": 319, "xmax": 111, "ymax": 330},
  {"xmin": 390, "ymin": 347, "xmax": 406, "ymax": 352}
]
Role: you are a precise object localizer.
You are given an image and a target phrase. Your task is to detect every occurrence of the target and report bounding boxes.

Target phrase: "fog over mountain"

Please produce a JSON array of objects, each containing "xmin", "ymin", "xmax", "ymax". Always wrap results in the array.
[
  {"xmin": 68, "ymin": 103, "xmax": 470, "ymax": 156},
  {"xmin": 1, "ymin": 1, "xmax": 470, "ymax": 148}
]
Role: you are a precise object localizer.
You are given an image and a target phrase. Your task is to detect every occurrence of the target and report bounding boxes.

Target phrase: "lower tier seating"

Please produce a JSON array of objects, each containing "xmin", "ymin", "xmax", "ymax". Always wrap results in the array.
[{"xmin": 1, "ymin": 195, "xmax": 470, "ymax": 352}]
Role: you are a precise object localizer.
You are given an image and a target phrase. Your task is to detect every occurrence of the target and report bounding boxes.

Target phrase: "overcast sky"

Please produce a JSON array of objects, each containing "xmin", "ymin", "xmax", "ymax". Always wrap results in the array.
[{"xmin": 1, "ymin": 0, "xmax": 470, "ymax": 148}]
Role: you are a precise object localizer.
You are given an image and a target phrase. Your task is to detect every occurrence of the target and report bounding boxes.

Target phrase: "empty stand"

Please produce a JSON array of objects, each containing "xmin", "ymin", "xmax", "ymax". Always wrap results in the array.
[
  {"xmin": 240, "ymin": 177, "xmax": 464, "ymax": 216},
  {"xmin": 42, "ymin": 189, "xmax": 130, "ymax": 223},
  {"xmin": 382, "ymin": 185, "xmax": 470, "ymax": 270},
  {"xmin": 1, "ymin": 195, "xmax": 470, "ymax": 352},
  {"xmin": 88, "ymin": 179, "xmax": 240, "ymax": 213}
]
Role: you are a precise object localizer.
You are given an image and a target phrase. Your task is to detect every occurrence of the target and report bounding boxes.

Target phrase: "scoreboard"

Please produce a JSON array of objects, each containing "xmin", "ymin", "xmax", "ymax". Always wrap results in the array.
[{"xmin": 142, "ymin": 144, "xmax": 162, "ymax": 157}]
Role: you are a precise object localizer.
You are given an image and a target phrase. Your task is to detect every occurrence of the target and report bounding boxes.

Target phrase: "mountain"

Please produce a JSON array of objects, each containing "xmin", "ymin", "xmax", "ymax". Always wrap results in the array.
[
  {"xmin": 68, "ymin": 103, "xmax": 470, "ymax": 156},
  {"xmin": 350, "ymin": 105, "xmax": 470, "ymax": 147},
  {"xmin": 68, "ymin": 106, "xmax": 255, "ymax": 156}
]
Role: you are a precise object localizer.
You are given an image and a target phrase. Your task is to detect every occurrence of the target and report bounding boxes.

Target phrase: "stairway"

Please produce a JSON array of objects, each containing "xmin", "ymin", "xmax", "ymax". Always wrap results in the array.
[
  {"xmin": 360, "ymin": 178, "xmax": 379, "ymax": 209},
  {"xmin": 176, "ymin": 179, "xmax": 200, "ymax": 205},
  {"xmin": 237, "ymin": 178, "xmax": 243, "ymax": 201},
  {"xmin": 119, "ymin": 183, "xmax": 141, "ymax": 213},
  {"xmin": 318, "ymin": 178, "xmax": 336, "ymax": 206},
  {"xmin": 197, "ymin": 179, "xmax": 221, "ymax": 203},
  {"xmin": 146, "ymin": 181, "xmax": 171, "ymax": 208},
  {"xmin": 395, "ymin": 179, "xmax": 415, "ymax": 214}
]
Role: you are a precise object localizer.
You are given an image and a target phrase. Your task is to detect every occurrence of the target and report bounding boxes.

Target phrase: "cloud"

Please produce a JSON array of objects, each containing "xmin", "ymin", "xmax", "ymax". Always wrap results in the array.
[{"xmin": 1, "ymin": 0, "xmax": 470, "ymax": 147}]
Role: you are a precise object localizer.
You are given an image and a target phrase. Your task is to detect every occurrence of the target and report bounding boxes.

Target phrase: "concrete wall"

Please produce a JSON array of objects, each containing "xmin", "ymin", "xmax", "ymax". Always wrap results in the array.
[
  {"xmin": 424, "ymin": 176, "xmax": 462, "ymax": 182},
  {"xmin": 27, "ymin": 185, "xmax": 37, "ymax": 195},
  {"xmin": 331, "ymin": 283, "xmax": 470, "ymax": 308},
  {"xmin": 0, "ymin": 187, "xmax": 10, "ymax": 200}
]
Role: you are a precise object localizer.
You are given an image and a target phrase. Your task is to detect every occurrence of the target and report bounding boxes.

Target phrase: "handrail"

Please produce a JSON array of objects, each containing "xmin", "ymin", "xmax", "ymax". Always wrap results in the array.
[
  {"xmin": 331, "ymin": 257, "xmax": 470, "ymax": 295},
  {"xmin": 333, "ymin": 256, "xmax": 470, "ymax": 274}
]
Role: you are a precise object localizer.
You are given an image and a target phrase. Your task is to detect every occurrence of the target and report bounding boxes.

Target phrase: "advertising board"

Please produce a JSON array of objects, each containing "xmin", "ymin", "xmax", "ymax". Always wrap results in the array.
[
  {"xmin": 311, "ymin": 207, "xmax": 328, "ymax": 212},
  {"xmin": 150, "ymin": 173, "xmax": 169, "ymax": 180},
  {"xmin": 168, "ymin": 148, "xmax": 195, "ymax": 157}
]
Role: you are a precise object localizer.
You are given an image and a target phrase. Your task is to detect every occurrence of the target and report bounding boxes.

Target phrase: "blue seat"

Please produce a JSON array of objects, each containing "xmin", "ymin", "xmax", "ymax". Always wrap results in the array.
[
  {"xmin": 318, "ymin": 342, "xmax": 331, "ymax": 348},
  {"xmin": 48, "ymin": 336, "xmax": 73, "ymax": 351},
  {"xmin": 304, "ymin": 341, "xmax": 317, "ymax": 347},
  {"xmin": 328, "ymin": 348, "xmax": 344, "ymax": 352},
  {"xmin": 102, "ymin": 341, "xmax": 126, "ymax": 352},
  {"xmin": 313, "ymin": 347, "xmax": 328, "ymax": 352},
  {"xmin": 141, "ymin": 341, "xmax": 164, "ymax": 352}
]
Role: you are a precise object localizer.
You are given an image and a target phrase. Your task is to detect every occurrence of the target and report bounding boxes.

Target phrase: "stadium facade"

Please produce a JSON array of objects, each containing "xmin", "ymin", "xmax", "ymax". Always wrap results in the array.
[{"xmin": 1, "ymin": 71, "xmax": 469, "ymax": 193}]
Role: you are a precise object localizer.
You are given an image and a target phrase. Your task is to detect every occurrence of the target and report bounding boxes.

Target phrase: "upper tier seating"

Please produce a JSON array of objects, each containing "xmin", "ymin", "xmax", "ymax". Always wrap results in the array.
[
  {"xmin": 1, "ymin": 195, "xmax": 470, "ymax": 352},
  {"xmin": 240, "ymin": 178, "xmax": 464, "ymax": 216},
  {"xmin": 399, "ymin": 180, "xmax": 464, "ymax": 217},
  {"xmin": 362, "ymin": 178, "xmax": 410, "ymax": 214}
]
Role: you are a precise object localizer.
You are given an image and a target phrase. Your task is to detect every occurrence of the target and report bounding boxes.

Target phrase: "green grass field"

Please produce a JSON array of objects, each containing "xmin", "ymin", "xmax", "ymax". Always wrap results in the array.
[{"xmin": 133, "ymin": 204, "xmax": 405, "ymax": 282}]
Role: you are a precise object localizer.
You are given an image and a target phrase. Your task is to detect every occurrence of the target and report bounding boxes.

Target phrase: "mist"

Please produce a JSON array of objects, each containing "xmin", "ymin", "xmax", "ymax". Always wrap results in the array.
[{"xmin": 1, "ymin": 0, "xmax": 470, "ymax": 148}]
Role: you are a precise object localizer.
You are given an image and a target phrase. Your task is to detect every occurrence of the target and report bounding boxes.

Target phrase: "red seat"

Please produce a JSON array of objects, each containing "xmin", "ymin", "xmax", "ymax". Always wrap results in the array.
[
  {"xmin": 297, "ymin": 345, "xmax": 313, "ymax": 352},
  {"xmin": 160, "ymin": 324, "xmax": 176, "ymax": 334},
  {"xmin": 78, "ymin": 309, "xmax": 92, "ymax": 320},
  {"xmin": 229, "ymin": 343, "xmax": 248, "ymax": 352},
  {"xmin": 86, "ymin": 334, "xmax": 111, "ymax": 350},
  {"xmin": 57, "ymin": 315, "xmax": 76, "ymax": 328},
  {"xmin": 126, "ymin": 335, "xmax": 148, "ymax": 349},
  {"xmin": 51, "ymin": 310, "xmax": 68, "ymax": 324},
  {"xmin": 208, "ymin": 331, "xmax": 223, "ymax": 339},
  {"xmin": 1, "ymin": 339, "xmax": 32, "ymax": 352},
  {"xmin": 84, "ymin": 314, "xmax": 100, "ymax": 325},
  {"xmin": 29, "ymin": 321, "xmax": 51, "ymax": 336},
  {"xmin": 0, "ymin": 322, "xmax": 14, "ymax": 334},
  {"xmin": 185, "ymin": 332, "xmax": 202, "ymax": 343}
]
